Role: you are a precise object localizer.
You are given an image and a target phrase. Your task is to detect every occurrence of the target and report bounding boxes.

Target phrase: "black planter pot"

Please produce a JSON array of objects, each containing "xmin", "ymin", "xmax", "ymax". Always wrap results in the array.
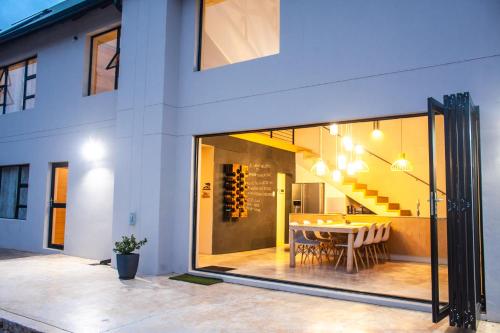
[{"xmin": 116, "ymin": 253, "xmax": 140, "ymax": 279}]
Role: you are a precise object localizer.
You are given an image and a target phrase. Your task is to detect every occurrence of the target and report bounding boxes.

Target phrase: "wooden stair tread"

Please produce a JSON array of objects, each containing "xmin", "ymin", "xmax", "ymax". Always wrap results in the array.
[{"xmin": 399, "ymin": 210, "xmax": 412, "ymax": 216}]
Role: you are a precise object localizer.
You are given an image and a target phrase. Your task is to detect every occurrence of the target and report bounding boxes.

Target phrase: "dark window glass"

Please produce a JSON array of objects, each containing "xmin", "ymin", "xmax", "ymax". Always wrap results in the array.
[{"xmin": 0, "ymin": 165, "xmax": 29, "ymax": 220}]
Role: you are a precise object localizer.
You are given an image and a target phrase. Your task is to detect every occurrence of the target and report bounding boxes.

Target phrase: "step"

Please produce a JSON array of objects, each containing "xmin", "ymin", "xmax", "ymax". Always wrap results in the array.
[
  {"xmin": 343, "ymin": 177, "xmax": 357, "ymax": 185},
  {"xmin": 388, "ymin": 203, "xmax": 400, "ymax": 210},
  {"xmin": 365, "ymin": 189, "xmax": 378, "ymax": 197},
  {"xmin": 399, "ymin": 209, "xmax": 412, "ymax": 216},
  {"xmin": 377, "ymin": 196, "xmax": 389, "ymax": 204},
  {"xmin": 353, "ymin": 183, "xmax": 367, "ymax": 191}
]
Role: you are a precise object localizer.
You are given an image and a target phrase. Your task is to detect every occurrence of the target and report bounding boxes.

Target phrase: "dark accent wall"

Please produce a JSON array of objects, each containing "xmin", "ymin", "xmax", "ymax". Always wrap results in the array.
[{"xmin": 202, "ymin": 136, "xmax": 295, "ymax": 254}]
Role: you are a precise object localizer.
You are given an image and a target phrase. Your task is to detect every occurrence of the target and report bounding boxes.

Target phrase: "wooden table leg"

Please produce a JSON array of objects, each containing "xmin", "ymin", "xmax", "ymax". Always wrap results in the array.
[
  {"xmin": 289, "ymin": 229, "xmax": 295, "ymax": 267},
  {"xmin": 346, "ymin": 233, "xmax": 354, "ymax": 273}
]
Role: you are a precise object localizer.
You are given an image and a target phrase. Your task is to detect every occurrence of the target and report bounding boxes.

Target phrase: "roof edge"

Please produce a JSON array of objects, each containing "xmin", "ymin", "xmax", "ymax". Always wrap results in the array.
[{"xmin": 0, "ymin": 0, "xmax": 118, "ymax": 46}]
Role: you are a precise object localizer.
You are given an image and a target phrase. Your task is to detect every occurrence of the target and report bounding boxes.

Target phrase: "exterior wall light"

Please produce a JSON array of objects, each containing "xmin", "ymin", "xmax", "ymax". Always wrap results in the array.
[{"xmin": 82, "ymin": 138, "xmax": 105, "ymax": 162}]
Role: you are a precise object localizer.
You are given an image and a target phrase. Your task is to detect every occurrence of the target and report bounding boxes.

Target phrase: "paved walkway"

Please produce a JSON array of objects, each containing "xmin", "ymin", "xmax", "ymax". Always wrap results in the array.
[{"xmin": 0, "ymin": 250, "xmax": 498, "ymax": 332}]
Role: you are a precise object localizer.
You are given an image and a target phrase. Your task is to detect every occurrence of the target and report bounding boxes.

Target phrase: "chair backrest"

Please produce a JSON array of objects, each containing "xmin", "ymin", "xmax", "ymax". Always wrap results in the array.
[
  {"xmin": 382, "ymin": 222, "xmax": 391, "ymax": 241},
  {"xmin": 305, "ymin": 231, "xmax": 317, "ymax": 240},
  {"xmin": 363, "ymin": 223, "xmax": 377, "ymax": 245},
  {"xmin": 353, "ymin": 226, "xmax": 367, "ymax": 248},
  {"xmin": 373, "ymin": 224, "xmax": 385, "ymax": 243}
]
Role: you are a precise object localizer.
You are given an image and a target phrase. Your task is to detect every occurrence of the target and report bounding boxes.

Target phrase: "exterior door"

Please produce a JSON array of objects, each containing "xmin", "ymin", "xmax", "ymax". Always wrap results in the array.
[
  {"xmin": 48, "ymin": 162, "xmax": 69, "ymax": 249},
  {"xmin": 428, "ymin": 92, "xmax": 485, "ymax": 329}
]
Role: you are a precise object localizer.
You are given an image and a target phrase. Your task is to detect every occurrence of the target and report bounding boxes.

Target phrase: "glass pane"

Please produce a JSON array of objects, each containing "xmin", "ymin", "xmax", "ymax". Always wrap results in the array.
[
  {"xmin": 53, "ymin": 167, "xmax": 68, "ymax": 204},
  {"xmin": 0, "ymin": 87, "xmax": 4, "ymax": 106},
  {"xmin": 434, "ymin": 113, "xmax": 449, "ymax": 303},
  {"xmin": 0, "ymin": 166, "xmax": 19, "ymax": 219},
  {"xmin": 90, "ymin": 29, "xmax": 118, "ymax": 95},
  {"xmin": 26, "ymin": 78, "xmax": 36, "ymax": 97},
  {"xmin": 201, "ymin": 0, "xmax": 280, "ymax": 70},
  {"xmin": 24, "ymin": 97, "xmax": 35, "ymax": 110},
  {"xmin": 0, "ymin": 69, "xmax": 5, "ymax": 85},
  {"xmin": 5, "ymin": 62, "xmax": 25, "ymax": 113},
  {"xmin": 19, "ymin": 187, "xmax": 28, "ymax": 206},
  {"xmin": 51, "ymin": 207, "xmax": 66, "ymax": 246},
  {"xmin": 17, "ymin": 207, "xmax": 27, "ymax": 220},
  {"xmin": 20, "ymin": 166, "xmax": 29, "ymax": 184},
  {"xmin": 27, "ymin": 58, "xmax": 37, "ymax": 76}
]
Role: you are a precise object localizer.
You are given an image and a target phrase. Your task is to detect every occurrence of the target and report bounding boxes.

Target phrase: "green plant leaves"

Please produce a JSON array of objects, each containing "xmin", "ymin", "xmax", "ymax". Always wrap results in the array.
[{"xmin": 113, "ymin": 234, "xmax": 148, "ymax": 255}]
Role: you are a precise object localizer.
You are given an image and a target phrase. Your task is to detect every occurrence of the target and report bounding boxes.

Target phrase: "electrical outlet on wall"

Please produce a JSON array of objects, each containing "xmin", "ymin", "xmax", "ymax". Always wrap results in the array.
[{"xmin": 129, "ymin": 212, "xmax": 136, "ymax": 225}]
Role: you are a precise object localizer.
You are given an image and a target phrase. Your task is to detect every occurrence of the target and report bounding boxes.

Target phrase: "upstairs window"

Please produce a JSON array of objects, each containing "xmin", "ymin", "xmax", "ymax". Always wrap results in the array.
[
  {"xmin": 88, "ymin": 27, "xmax": 120, "ymax": 95},
  {"xmin": 0, "ymin": 164, "xmax": 29, "ymax": 220},
  {"xmin": 199, "ymin": 0, "xmax": 280, "ymax": 70},
  {"xmin": 0, "ymin": 57, "xmax": 37, "ymax": 114}
]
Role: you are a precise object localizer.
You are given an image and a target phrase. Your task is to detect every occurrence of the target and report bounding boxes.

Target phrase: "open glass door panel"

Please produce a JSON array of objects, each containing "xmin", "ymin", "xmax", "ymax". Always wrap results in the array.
[{"xmin": 427, "ymin": 97, "xmax": 450, "ymax": 323}]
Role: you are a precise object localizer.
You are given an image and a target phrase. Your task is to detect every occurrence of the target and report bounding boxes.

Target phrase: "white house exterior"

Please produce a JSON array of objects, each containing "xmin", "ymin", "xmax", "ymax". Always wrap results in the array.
[{"xmin": 1, "ymin": 0, "xmax": 500, "ymax": 328}]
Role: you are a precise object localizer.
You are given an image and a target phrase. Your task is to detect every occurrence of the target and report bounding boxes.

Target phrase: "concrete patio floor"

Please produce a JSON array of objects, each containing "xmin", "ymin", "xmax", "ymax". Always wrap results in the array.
[{"xmin": 0, "ymin": 250, "xmax": 498, "ymax": 333}]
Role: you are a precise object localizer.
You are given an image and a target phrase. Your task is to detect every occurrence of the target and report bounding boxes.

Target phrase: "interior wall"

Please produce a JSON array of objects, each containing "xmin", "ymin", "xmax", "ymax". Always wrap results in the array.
[
  {"xmin": 201, "ymin": 135, "xmax": 295, "ymax": 254},
  {"xmin": 198, "ymin": 145, "xmax": 214, "ymax": 254}
]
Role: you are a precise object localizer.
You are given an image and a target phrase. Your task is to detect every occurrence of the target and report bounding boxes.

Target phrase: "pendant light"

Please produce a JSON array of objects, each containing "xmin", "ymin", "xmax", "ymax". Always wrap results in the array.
[
  {"xmin": 331, "ymin": 128, "xmax": 342, "ymax": 183},
  {"xmin": 337, "ymin": 124, "xmax": 347, "ymax": 170},
  {"xmin": 329, "ymin": 123, "xmax": 339, "ymax": 136},
  {"xmin": 371, "ymin": 120, "xmax": 383, "ymax": 140},
  {"xmin": 391, "ymin": 119, "xmax": 413, "ymax": 172},
  {"xmin": 311, "ymin": 126, "xmax": 329, "ymax": 176},
  {"xmin": 353, "ymin": 143, "xmax": 369, "ymax": 172}
]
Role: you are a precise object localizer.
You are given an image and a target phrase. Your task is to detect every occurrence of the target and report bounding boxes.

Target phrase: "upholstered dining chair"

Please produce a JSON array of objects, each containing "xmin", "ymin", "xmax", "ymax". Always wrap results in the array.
[{"xmin": 334, "ymin": 226, "xmax": 367, "ymax": 272}]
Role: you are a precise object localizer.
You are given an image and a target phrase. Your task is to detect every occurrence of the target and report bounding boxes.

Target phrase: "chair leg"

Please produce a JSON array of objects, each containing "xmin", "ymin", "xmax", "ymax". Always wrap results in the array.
[
  {"xmin": 353, "ymin": 249, "xmax": 359, "ymax": 272},
  {"xmin": 356, "ymin": 248, "xmax": 365, "ymax": 268},
  {"xmin": 335, "ymin": 248, "xmax": 345, "ymax": 270}
]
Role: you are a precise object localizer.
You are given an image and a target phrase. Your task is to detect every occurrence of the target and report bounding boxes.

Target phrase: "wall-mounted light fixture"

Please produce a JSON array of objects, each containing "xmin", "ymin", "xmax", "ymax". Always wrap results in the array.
[{"xmin": 82, "ymin": 137, "xmax": 105, "ymax": 162}]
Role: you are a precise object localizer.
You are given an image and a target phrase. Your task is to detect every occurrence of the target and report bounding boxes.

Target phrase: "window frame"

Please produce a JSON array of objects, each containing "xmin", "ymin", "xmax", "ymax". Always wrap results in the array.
[
  {"xmin": 0, "ymin": 56, "xmax": 37, "ymax": 114},
  {"xmin": 87, "ymin": 26, "xmax": 121, "ymax": 96},
  {"xmin": 0, "ymin": 164, "xmax": 29, "ymax": 220}
]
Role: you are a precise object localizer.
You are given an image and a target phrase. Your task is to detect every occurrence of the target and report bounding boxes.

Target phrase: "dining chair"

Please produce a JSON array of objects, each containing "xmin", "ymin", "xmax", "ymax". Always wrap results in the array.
[
  {"xmin": 372, "ymin": 223, "xmax": 386, "ymax": 264},
  {"xmin": 334, "ymin": 226, "xmax": 367, "ymax": 272},
  {"xmin": 362, "ymin": 223, "xmax": 377, "ymax": 266},
  {"xmin": 293, "ymin": 230, "xmax": 322, "ymax": 264},
  {"xmin": 380, "ymin": 221, "xmax": 392, "ymax": 260}
]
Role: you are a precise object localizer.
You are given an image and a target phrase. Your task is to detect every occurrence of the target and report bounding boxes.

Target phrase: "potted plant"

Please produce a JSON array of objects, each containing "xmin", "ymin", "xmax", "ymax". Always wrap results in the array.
[{"xmin": 113, "ymin": 234, "xmax": 147, "ymax": 279}]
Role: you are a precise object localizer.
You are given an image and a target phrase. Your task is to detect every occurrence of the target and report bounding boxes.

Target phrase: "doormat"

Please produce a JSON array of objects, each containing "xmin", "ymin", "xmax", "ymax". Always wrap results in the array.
[
  {"xmin": 169, "ymin": 274, "xmax": 223, "ymax": 286},
  {"xmin": 198, "ymin": 265, "xmax": 235, "ymax": 272}
]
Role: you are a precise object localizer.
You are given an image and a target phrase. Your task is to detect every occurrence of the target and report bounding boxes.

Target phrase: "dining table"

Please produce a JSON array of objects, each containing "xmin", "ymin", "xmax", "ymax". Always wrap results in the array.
[{"xmin": 289, "ymin": 222, "xmax": 378, "ymax": 273}]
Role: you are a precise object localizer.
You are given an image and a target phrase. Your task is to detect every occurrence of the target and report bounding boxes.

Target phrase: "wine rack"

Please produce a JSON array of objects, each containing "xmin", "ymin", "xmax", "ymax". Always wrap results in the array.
[{"xmin": 223, "ymin": 163, "xmax": 248, "ymax": 221}]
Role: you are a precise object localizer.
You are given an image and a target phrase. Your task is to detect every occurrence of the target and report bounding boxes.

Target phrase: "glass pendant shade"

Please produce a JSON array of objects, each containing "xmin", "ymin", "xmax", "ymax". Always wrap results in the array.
[
  {"xmin": 342, "ymin": 136, "xmax": 353, "ymax": 151},
  {"xmin": 391, "ymin": 153, "xmax": 413, "ymax": 172},
  {"xmin": 337, "ymin": 154, "xmax": 347, "ymax": 170},
  {"xmin": 354, "ymin": 144, "xmax": 364, "ymax": 155},
  {"xmin": 354, "ymin": 159, "xmax": 369, "ymax": 172},
  {"xmin": 311, "ymin": 158, "xmax": 329, "ymax": 176},
  {"xmin": 329, "ymin": 124, "xmax": 339, "ymax": 136},
  {"xmin": 371, "ymin": 129, "xmax": 383, "ymax": 139},
  {"xmin": 332, "ymin": 169, "xmax": 342, "ymax": 182},
  {"xmin": 346, "ymin": 161, "xmax": 357, "ymax": 176}
]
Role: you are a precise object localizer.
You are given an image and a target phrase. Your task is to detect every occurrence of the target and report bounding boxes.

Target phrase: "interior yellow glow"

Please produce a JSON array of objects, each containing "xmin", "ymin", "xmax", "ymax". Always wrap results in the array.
[
  {"xmin": 342, "ymin": 136, "xmax": 353, "ymax": 151},
  {"xmin": 329, "ymin": 124, "xmax": 339, "ymax": 136},
  {"xmin": 371, "ymin": 129, "xmax": 384, "ymax": 140},
  {"xmin": 311, "ymin": 158, "xmax": 328, "ymax": 176},
  {"xmin": 331, "ymin": 169, "xmax": 342, "ymax": 182}
]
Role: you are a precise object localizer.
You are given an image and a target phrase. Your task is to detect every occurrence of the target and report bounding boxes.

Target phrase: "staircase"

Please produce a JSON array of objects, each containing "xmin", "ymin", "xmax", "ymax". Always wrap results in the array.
[
  {"xmin": 296, "ymin": 153, "xmax": 412, "ymax": 217},
  {"xmin": 231, "ymin": 132, "xmax": 413, "ymax": 217}
]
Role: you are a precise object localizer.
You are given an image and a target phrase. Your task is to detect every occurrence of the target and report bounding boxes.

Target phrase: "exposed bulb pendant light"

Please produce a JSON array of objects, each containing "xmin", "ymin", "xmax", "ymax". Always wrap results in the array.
[
  {"xmin": 337, "ymin": 124, "xmax": 347, "ymax": 170},
  {"xmin": 391, "ymin": 119, "xmax": 413, "ymax": 172},
  {"xmin": 331, "ymin": 128, "xmax": 342, "ymax": 182},
  {"xmin": 311, "ymin": 127, "xmax": 329, "ymax": 176},
  {"xmin": 329, "ymin": 123, "xmax": 339, "ymax": 136},
  {"xmin": 371, "ymin": 120, "xmax": 383, "ymax": 140}
]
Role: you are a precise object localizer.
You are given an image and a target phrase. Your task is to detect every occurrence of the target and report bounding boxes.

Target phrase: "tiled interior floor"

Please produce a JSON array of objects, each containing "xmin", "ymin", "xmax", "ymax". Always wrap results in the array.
[{"xmin": 198, "ymin": 247, "xmax": 449, "ymax": 302}]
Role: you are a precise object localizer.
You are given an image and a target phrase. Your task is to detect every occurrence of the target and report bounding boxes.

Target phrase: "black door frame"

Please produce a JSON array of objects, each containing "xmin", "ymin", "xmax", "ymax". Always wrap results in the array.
[
  {"xmin": 428, "ymin": 92, "xmax": 486, "ymax": 329},
  {"xmin": 47, "ymin": 162, "xmax": 68, "ymax": 250}
]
